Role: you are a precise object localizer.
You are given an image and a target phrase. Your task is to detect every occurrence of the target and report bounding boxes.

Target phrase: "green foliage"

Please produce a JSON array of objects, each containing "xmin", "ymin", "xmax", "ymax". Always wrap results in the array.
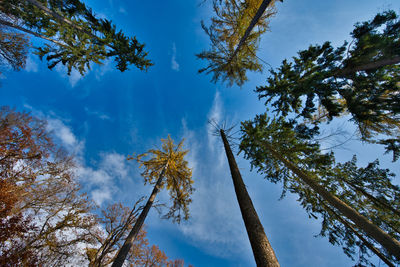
[
  {"xmin": 197, "ymin": 0, "xmax": 277, "ymax": 86},
  {"xmin": 256, "ymin": 10, "xmax": 400, "ymax": 159},
  {"xmin": 1, "ymin": 0, "xmax": 152, "ymax": 75},
  {"xmin": 129, "ymin": 136, "xmax": 194, "ymax": 223},
  {"xmin": 239, "ymin": 113, "xmax": 400, "ymax": 265}
]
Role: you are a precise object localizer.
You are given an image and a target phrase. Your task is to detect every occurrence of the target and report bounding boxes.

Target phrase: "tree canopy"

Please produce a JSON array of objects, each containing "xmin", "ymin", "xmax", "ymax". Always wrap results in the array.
[
  {"xmin": 0, "ymin": 0, "xmax": 152, "ymax": 75},
  {"xmin": 197, "ymin": 0, "xmax": 278, "ymax": 86},
  {"xmin": 255, "ymin": 10, "xmax": 400, "ymax": 160},
  {"xmin": 240, "ymin": 112, "xmax": 400, "ymax": 265},
  {"xmin": 131, "ymin": 135, "xmax": 194, "ymax": 223}
]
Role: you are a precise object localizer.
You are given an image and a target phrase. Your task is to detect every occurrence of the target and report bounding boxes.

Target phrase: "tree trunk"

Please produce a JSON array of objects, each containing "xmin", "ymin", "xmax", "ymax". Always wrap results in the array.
[
  {"xmin": 24, "ymin": 0, "xmax": 101, "ymax": 41},
  {"xmin": 111, "ymin": 164, "xmax": 167, "ymax": 267},
  {"xmin": 229, "ymin": 0, "xmax": 274, "ymax": 63},
  {"xmin": 0, "ymin": 18, "xmax": 66, "ymax": 47},
  {"xmin": 262, "ymin": 142, "xmax": 400, "ymax": 260},
  {"xmin": 334, "ymin": 56, "xmax": 400, "ymax": 77},
  {"xmin": 321, "ymin": 201, "xmax": 395, "ymax": 267},
  {"xmin": 220, "ymin": 129, "xmax": 280, "ymax": 267}
]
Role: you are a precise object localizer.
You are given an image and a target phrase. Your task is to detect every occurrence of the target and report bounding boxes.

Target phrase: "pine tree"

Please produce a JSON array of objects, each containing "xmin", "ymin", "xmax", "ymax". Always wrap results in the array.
[
  {"xmin": 240, "ymin": 113, "xmax": 400, "ymax": 264},
  {"xmin": 0, "ymin": 0, "xmax": 152, "ymax": 75},
  {"xmin": 218, "ymin": 126, "xmax": 280, "ymax": 267},
  {"xmin": 255, "ymin": 11, "xmax": 400, "ymax": 159}
]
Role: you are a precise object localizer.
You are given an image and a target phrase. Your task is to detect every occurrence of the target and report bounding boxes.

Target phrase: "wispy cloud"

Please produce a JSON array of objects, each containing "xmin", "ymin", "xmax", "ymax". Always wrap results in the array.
[
  {"xmin": 25, "ymin": 56, "xmax": 38, "ymax": 72},
  {"xmin": 26, "ymin": 107, "xmax": 130, "ymax": 206},
  {"xmin": 176, "ymin": 102, "xmax": 252, "ymax": 262},
  {"xmin": 95, "ymin": 59, "xmax": 113, "ymax": 80},
  {"xmin": 46, "ymin": 118, "xmax": 85, "ymax": 157},
  {"xmin": 77, "ymin": 152, "xmax": 129, "ymax": 205},
  {"xmin": 84, "ymin": 107, "xmax": 112, "ymax": 121},
  {"xmin": 55, "ymin": 64, "xmax": 84, "ymax": 87},
  {"xmin": 171, "ymin": 43, "xmax": 180, "ymax": 71}
]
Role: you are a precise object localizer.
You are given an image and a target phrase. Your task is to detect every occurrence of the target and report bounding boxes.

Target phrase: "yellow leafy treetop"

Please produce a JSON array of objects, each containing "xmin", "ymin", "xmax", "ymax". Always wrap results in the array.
[{"xmin": 128, "ymin": 135, "xmax": 194, "ymax": 223}]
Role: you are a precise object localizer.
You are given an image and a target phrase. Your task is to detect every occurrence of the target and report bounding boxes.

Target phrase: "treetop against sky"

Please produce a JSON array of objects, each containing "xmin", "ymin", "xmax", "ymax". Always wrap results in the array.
[{"xmin": 1, "ymin": 0, "xmax": 400, "ymax": 266}]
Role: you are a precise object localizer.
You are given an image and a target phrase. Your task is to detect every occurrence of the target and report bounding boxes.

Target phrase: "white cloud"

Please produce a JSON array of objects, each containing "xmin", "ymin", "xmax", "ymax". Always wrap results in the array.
[
  {"xmin": 76, "ymin": 152, "xmax": 130, "ymax": 205},
  {"xmin": 25, "ymin": 56, "xmax": 38, "ymax": 72},
  {"xmin": 175, "ymin": 106, "xmax": 252, "ymax": 262},
  {"xmin": 26, "ymin": 110, "xmax": 130, "ymax": 206},
  {"xmin": 206, "ymin": 91, "xmax": 226, "ymax": 169},
  {"xmin": 207, "ymin": 91, "xmax": 222, "ymax": 150},
  {"xmin": 91, "ymin": 189, "xmax": 113, "ymax": 205},
  {"xmin": 84, "ymin": 107, "xmax": 112, "ymax": 121},
  {"xmin": 68, "ymin": 69, "xmax": 83, "ymax": 87},
  {"xmin": 55, "ymin": 64, "xmax": 83, "ymax": 87},
  {"xmin": 171, "ymin": 43, "xmax": 180, "ymax": 71},
  {"xmin": 46, "ymin": 118, "xmax": 85, "ymax": 157},
  {"xmin": 95, "ymin": 59, "xmax": 113, "ymax": 80}
]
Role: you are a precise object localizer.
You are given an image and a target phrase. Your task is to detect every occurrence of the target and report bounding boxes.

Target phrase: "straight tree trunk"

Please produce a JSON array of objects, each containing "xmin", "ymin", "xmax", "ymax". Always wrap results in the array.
[
  {"xmin": 321, "ymin": 201, "xmax": 395, "ymax": 267},
  {"xmin": 229, "ymin": 0, "xmax": 274, "ymax": 63},
  {"xmin": 111, "ymin": 164, "xmax": 167, "ymax": 267},
  {"xmin": 262, "ymin": 142, "xmax": 400, "ymax": 260},
  {"xmin": 220, "ymin": 129, "xmax": 280, "ymax": 267}
]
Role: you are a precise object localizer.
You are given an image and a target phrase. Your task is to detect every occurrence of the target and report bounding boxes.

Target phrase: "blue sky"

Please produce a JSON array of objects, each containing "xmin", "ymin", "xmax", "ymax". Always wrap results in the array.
[{"xmin": 1, "ymin": 0, "xmax": 400, "ymax": 266}]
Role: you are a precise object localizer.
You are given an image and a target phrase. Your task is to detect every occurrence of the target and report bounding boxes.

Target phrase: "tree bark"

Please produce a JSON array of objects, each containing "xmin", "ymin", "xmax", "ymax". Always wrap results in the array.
[
  {"xmin": 111, "ymin": 164, "xmax": 167, "ymax": 267},
  {"xmin": 229, "ymin": 0, "xmax": 274, "ymax": 64},
  {"xmin": 334, "ymin": 56, "xmax": 400, "ymax": 77},
  {"xmin": 220, "ymin": 129, "xmax": 280, "ymax": 267},
  {"xmin": 262, "ymin": 142, "xmax": 400, "ymax": 260},
  {"xmin": 321, "ymin": 201, "xmax": 395, "ymax": 267}
]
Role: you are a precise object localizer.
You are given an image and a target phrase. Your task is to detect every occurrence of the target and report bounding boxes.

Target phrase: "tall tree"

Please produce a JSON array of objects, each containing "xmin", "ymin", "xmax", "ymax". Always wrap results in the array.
[
  {"xmin": 112, "ymin": 136, "xmax": 194, "ymax": 267},
  {"xmin": 197, "ymin": 0, "xmax": 279, "ymax": 86},
  {"xmin": 0, "ymin": 0, "xmax": 152, "ymax": 75},
  {"xmin": 218, "ymin": 127, "xmax": 280, "ymax": 267},
  {"xmin": 255, "ymin": 10, "xmax": 400, "ymax": 160},
  {"xmin": 240, "ymin": 113, "xmax": 400, "ymax": 264}
]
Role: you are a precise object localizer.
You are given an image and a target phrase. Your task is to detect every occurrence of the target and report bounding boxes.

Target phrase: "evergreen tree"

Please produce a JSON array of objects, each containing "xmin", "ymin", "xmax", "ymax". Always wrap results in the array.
[
  {"xmin": 0, "ymin": 0, "xmax": 152, "ymax": 75},
  {"xmin": 219, "ymin": 128, "xmax": 280, "ymax": 267},
  {"xmin": 240, "ymin": 113, "xmax": 400, "ymax": 264},
  {"xmin": 255, "ymin": 11, "xmax": 400, "ymax": 159},
  {"xmin": 112, "ymin": 136, "xmax": 194, "ymax": 267}
]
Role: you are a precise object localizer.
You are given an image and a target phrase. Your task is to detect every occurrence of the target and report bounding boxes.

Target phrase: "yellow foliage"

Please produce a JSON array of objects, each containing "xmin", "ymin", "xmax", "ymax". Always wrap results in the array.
[{"xmin": 128, "ymin": 135, "xmax": 194, "ymax": 223}]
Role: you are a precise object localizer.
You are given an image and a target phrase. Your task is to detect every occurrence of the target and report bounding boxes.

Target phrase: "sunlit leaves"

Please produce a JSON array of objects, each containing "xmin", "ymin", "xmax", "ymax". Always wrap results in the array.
[
  {"xmin": 0, "ymin": 107, "xmax": 97, "ymax": 265},
  {"xmin": 197, "ymin": 0, "xmax": 277, "ymax": 86},
  {"xmin": 128, "ymin": 135, "xmax": 194, "ymax": 223}
]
